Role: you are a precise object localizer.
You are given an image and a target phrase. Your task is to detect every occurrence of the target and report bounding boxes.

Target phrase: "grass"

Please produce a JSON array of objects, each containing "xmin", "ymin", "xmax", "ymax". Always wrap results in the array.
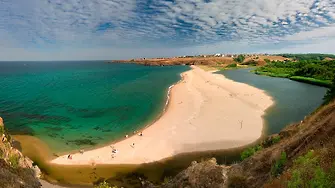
[
  {"xmin": 287, "ymin": 150, "xmax": 335, "ymax": 188},
  {"xmin": 241, "ymin": 135, "xmax": 281, "ymax": 160},
  {"xmin": 225, "ymin": 63, "xmax": 237, "ymax": 68},
  {"xmin": 95, "ymin": 181, "xmax": 117, "ymax": 188},
  {"xmin": 254, "ymin": 71, "xmax": 290, "ymax": 78},
  {"xmin": 240, "ymin": 145, "xmax": 262, "ymax": 160},
  {"xmin": 8, "ymin": 153, "xmax": 20, "ymax": 168},
  {"xmin": 0, "ymin": 126, "xmax": 4, "ymax": 135},
  {"xmin": 289, "ymin": 76, "xmax": 332, "ymax": 87},
  {"xmin": 271, "ymin": 152, "xmax": 287, "ymax": 177}
]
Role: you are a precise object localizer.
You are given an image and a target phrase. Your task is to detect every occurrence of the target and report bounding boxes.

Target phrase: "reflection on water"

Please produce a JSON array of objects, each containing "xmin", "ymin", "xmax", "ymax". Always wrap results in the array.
[{"xmin": 218, "ymin": 68, "xmax": 327, "ymax": 134}]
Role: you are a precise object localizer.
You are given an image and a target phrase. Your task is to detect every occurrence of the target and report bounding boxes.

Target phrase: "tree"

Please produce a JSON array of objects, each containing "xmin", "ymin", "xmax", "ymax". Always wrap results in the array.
[
  {"xmin": 234, "ymin": 55, "xmax": 245, "ymax": 63},
  {"xmin": 323, "ymin": 78, "xmax": 335, "ymax": 105}
]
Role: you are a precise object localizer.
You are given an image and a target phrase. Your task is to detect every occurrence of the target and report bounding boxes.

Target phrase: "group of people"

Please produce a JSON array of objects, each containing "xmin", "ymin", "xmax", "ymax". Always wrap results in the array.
[
  {"xmin": 66, "ymin": 131, "xmax": 145, "ymax": 160},
  {"xmin": 111, "ymin": 131, "xmax": 144, "ymax": 158}
]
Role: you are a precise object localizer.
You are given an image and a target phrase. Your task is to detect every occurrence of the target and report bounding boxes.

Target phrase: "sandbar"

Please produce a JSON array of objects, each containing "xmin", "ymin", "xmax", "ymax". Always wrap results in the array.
[{"xmin": 51, "ymin": 65, "xmax": 273, "ymax": 165}]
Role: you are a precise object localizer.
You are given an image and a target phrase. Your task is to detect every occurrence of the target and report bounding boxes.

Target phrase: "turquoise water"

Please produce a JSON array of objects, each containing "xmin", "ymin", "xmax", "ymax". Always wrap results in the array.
[
  {"xmin": 218, "ymin": 68, "xmax": 328, "ymax": 135},
  {"xmin": 0, "ymin": 61, "xmax": 189, "ymax": 152}
]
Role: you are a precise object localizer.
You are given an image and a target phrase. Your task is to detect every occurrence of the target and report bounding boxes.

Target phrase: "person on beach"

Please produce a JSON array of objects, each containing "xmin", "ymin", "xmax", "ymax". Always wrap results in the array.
[
  {"xmin": 138, "ymin": 132, "xmax": 143, "ymax": 136},
  {"xmin": 131, "ymin": 143, "xmax": 135, "ymax": 148},
  {"xmin": 67, "ymin": 154, "xmax": 72, "ymax": 160},
  {"xmin": 125, "ymin": 135, "xmax": 129, "ymax": 138}
]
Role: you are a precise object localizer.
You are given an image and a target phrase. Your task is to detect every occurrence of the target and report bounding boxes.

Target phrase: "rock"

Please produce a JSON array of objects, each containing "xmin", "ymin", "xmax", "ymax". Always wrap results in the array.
[
  {"xmin": 33, "ymin": 165, "xmax": 42, "ymax": 178},
  {"xmin": 0, "ymin": 117, "xmax": 3, "ymax": 127},
  {"xmin": 163, "ymin": 159, "xmax": 228, "ymax": 188},
  {"xmin": 19, "ymin": 156, "xmax": 34, "ymax": 169}
]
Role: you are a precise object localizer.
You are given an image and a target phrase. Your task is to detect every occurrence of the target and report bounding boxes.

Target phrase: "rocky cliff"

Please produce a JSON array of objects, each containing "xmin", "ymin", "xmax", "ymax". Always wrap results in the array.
[{"xmin": 0, "ymin": 117, "xmax": 41, "ymax": 188}]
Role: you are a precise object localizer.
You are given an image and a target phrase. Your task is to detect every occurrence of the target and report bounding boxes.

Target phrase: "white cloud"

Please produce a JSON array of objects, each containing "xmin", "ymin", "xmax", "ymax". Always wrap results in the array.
[
  {"xmin": 284, "ymin": 25, "xmax": 335, "ymax": 41},
  {"xmin": 0, "ymin": 0, "xmax": 334, "ymax": 60}
]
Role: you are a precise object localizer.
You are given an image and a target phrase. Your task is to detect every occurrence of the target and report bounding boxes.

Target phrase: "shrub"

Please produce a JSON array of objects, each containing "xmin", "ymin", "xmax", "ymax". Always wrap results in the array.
[
  {"xmin": 287, "ymin": 150, "xmax": 334, "ymax": 187},
  {"xmin": 323, "ymin": 77, "xmax": 335, "ymax": 104},
  {"xmin": 228, "ymin": 175, "xmax": 248, "ymax": 188},
  {"xmin": 262, "ymin": 135, "xmax": 281, "ymax": 148},
  {"xmin": 226, "ymin": 63, "xmax": 237, "ymax": 68},
  {"xmin": 0, "ymin": 148, "xmax": 4, "ymax": 158},
  {"xmin": 241, "ymin": 145, "xmax": 262, "ymax": 160},
  {"xmin": 289, "ymin": 76, "xmax": 332, "ymax": 87},
  {"xmin": 271, "ymin": 135, "xmax": 281, "ymax": 145},
  {"xmin": 242, "ymin": 60, "xmax": 257, "ymax": 66},
  {"xmin": 233, "ymin": 55, "xmax": 245, "ymax": 63},
  {"xmin": 95, "ymin": 181, "xmax": 117, "ymax": 188},
  {"xmin": 8, "ymin": 153, "xmax": 20, "ymax": 168},
  {"xmin": 272, "ymin": 152, "xmax": 287, "ymax": 177}
]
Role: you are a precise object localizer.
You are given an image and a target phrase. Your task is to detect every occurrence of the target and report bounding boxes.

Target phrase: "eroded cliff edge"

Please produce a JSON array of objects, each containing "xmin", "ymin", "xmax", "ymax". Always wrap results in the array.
[{"xmin": 0, "ymin": 117, "xmax": 41, "ymax": 188}]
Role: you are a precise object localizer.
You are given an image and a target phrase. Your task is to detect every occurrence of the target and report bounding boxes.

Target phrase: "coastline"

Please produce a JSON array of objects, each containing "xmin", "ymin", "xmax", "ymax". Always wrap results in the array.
[{"xmin": 51, "ymin": 65, "xmax": 274, "ymax": 165}]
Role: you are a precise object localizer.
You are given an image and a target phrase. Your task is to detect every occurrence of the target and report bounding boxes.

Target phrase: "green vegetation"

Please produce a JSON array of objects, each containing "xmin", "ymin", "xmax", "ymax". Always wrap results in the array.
[
  {"xmin": 255, "ymin": 59, "xmax": 335, "ymax": 88},
  {"xmin": 271, "ymin": 152, "xmax": 287, "ymax": 177},
  {"xmin": 240, "ymin": 145, "xmax": 262, "ymax": 160},
  {"xmin": 226, "ymin": 63, "xmax": 237, "ymax": 68},
  {"xmin": 241, "ymin": 60, "xmax": 257, "ymax": 66},
  {"xmin": 290, "ymin": 76, "xmax": 332, "ymax": 87},
  {"xmin": 8, "ymin": 153, "xmax": 20, "ymax": 168},
  {"xmin": 287, "ymin": 150, "xmax": 335, "ymax": 188},
  {"xmin": 95, "ymin": 181, "xmax": 117, "ymax": 188},
  {"xmin": 323, "ymin": 77, "xmax": 335, "ymax": 104},
  {"xmin": 279, "ymin": 53, "xmax": 335, "ymax": 61},
  {"xmin": 241, "ymin": 135, "xmax": 281, "ymax": 160},
  {"xmin": 0, "ymin": 126, "xmax": 4, "ymax": 135},
  {"xmin": 254, "ymin": 70, "xmax": 290, "ymax": 78},
  {"xmin": 233, "ymin": 55, "xmax": 245, "ymax": 63}
]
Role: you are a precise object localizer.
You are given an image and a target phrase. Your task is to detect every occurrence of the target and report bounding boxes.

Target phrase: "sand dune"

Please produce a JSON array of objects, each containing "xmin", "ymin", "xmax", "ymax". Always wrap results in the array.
[{"xmin": 51, "ymin": 66, "xmax": 273, "ymax": 165}]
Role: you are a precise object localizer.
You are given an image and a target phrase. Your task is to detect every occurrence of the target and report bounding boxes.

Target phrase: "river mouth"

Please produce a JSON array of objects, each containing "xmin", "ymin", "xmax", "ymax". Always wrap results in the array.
[
  {"xmin": 12, "ymin": 67, "xmax": 327, "ymax": 186},
  {"xmin": 14, "ymin": 134, "xmax": 251, "ymax": 186}
]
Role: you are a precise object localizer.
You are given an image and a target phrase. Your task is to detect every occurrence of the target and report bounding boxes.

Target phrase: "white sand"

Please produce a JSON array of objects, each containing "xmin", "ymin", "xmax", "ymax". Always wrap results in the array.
[{"xmin": 51, "ymin": 66, "xmax": 273, "ymax": 165}]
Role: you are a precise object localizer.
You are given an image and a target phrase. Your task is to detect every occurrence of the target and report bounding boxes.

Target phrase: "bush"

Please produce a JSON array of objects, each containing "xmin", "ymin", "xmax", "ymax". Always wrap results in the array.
[
  {"xmin": 287, "ymin": 150, "xmax": 334, "ymax": 188},
  {"xmin": 0, "ymin": 148, "xmax": 4, "ymax": 158},
  {"xmin": 289, "ymin": 76, "xmax": 332, "ymax": 87},
  {"xmin": 241, "ymin": 145, "xmax": 262, "ymax": 160},
  {"xmin": 95, "ymin": 181, "xmax": 117, "ymax": 188},
  {"xmin": 226, "ymin": 63, "xmax": 237, "ymax": 68},
  {"xmin": 242, "ymin": 60, "xmax": 257, "ymax": 66},
  {"xmin": 271, "ymin": 135, "xmax": 281, "ymax": 145},
  {"xmin": 272, "ymin": 152, "xmax": 287, "ymax": 177},
  {"xmin": 233, "ymin": 55, "xmax": 245, "ymax": 63},
  {"xmin": 323, "ymin": 77, "xmax": 335, "ymax": 104},
  {"xmin": 8, "ymin": 153, "xmax": 20, "ymax": 168}
]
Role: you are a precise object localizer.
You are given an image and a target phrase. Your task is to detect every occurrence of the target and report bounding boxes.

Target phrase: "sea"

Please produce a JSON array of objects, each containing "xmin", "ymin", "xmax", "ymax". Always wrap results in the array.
[{"xmin": 0, "ymin": 61, "xmax": 189, "ymax": 153}]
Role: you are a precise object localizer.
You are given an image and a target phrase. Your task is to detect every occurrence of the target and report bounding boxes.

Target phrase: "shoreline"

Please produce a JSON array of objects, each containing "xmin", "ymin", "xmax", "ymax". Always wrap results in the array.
[
  {"xmin": 52, "ymin": 71, "xmax": 185, "ymax": 158},
  {"xmin": 51, "ymin": 65, "xmax": 274, "ymax": 165}
]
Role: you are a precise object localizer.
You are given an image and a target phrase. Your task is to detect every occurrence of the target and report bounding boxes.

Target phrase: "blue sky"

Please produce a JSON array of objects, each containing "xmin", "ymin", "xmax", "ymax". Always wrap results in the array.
[{"xmin": 0, "ymin": 0, "xmax": 335, "ymax": 60}]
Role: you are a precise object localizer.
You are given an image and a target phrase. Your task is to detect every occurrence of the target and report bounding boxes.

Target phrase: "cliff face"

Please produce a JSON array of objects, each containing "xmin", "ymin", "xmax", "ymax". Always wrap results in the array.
[
  {"xmin": 0, "ymin": 117, "xmax": 41, "ymax": 188},
  {"xmin": 160, "ymin": 100, "xmax": 335, "ymax": 188},
  {"xmin": 162, "ymin": 158, "xmax": 229, "ymax": 188}
]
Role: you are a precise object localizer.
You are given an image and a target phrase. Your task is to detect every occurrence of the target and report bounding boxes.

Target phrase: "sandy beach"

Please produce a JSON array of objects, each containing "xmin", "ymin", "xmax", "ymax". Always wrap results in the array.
[{"xmin": 51, "ymin": 65, "xmax": 273, "ymax": 165}]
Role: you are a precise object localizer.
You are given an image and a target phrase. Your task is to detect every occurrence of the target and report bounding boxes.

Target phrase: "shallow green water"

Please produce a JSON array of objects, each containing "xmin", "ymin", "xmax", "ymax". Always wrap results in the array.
[
  {"xmin": 0, "ymin": 61, "xmax": 189, "ymax": 152},
  {"xmin": 218, "ymin": 68, "xmax": 328, "ymax": 134}
]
